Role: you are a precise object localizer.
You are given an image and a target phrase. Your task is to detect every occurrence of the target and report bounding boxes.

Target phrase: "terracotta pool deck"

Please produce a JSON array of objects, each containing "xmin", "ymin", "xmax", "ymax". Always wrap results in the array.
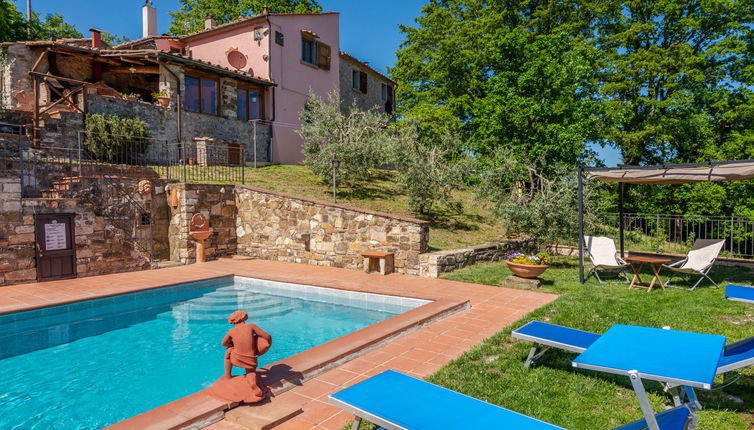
[{"xmin": 0, "ymin": 257, "xmax": 557, "ymax": 430}]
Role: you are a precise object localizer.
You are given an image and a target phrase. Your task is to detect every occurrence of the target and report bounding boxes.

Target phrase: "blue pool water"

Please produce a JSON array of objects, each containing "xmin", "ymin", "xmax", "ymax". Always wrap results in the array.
[{"xmin": 0, "ymin": 276, "xmax": 425, "ymax": 429}]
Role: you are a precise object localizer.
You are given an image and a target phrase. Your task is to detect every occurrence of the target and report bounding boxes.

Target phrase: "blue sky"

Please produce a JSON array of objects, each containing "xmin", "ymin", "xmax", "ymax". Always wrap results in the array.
[{"xmin": 14, "ymin": 0, "xmax": 621, "ymax": 165}]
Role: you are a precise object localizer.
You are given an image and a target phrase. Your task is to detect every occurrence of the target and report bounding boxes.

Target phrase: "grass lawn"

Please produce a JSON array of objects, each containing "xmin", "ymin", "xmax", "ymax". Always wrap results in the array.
[
  {"xmin": 160, "ymin": 164, "xmax": 506, "ymax": 251},
  {"xmin": 421, "ymin": 258, "xmax": 754, "ymax": 429}
]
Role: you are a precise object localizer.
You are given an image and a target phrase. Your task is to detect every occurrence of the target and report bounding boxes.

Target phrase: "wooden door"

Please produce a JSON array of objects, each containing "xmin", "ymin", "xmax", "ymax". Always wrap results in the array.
[
  {"xmin": 35, "ymin": 214, "xmax": 77, "ymax": 281},
  {"xmin": 227, "ymin": 143, "xmax": 241, "ymax": 165}
]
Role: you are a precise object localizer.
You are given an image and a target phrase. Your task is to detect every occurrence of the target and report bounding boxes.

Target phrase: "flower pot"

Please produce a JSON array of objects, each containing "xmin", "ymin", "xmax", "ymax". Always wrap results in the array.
[
  {"xmin": 156, "ymin": 96, "xmax": 170, "ymax": 107},
  {"xmin": 506, "ymin": 261, "xmax": 549, "ymax": 278}
]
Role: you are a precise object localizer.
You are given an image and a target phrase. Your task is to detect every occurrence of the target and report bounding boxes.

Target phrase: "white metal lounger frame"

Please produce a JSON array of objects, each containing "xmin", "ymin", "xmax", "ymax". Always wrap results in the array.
[
  {"xmin": 512, "ymin": 330, "xmax": 591, "ymax": 369},
  {"xmin": 584, "ymin": 236, "xmax": 631, "ymax": 284},
  {"xmin": 329, "ymin": 396, "xmax": 407, "ymax": 430},
  {"xmin": 663, "ymin": 239, "xmax": 725, "ymax": 291}
]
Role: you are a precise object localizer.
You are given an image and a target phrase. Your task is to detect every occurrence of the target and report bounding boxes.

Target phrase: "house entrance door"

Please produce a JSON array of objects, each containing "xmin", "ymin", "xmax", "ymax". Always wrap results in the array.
[{"xmin": 35, "ymin": 213, "xmax": 77, "ymax": 281}]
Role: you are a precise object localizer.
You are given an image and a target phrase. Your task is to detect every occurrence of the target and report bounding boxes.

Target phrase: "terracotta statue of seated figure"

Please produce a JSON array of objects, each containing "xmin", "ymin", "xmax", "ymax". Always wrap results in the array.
[
  {"xmin": 209, "ymin": 310, "xmax": 273, "ymax": 403},
  {"xmin": 222, "ymin": 310, "xmax": 272, "ymax": 379}
]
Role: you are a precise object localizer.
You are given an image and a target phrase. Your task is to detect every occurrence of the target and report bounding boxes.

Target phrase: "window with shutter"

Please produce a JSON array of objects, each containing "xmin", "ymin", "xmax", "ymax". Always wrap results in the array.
[
  {"xmin": 317, "ymin": 42, "xmax": 331, "ymax": 70},
  {"xmin": 359, "ymin": 71, "xmax": 367, "ymax": 93}
]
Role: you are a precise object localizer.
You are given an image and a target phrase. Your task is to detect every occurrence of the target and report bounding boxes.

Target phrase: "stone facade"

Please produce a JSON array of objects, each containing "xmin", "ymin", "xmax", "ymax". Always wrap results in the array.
[
  {"xmin": 0, "ymin": 177, "xmax": 152, "ymax": 285},
  {"xmin": 87, "ymin": 95, "xmax": 272, "ymax": 162},
  {"xmin": 168, "ymin": 183, "xmax": 237, "ymax": 264},
  {"xmin": 234, "ymin": 185, "xmax": 429, "ymax": 275},
  {"xmin": 419, "ymin": 240, "xmax": 537, "ymax": 278},
  {"xmin": 339, "ymin": 53, "xmax": 394, "ymax": 115},
  {"xmin": 0, "ymin": 43, "xmax": 272, "ymax": 162}
]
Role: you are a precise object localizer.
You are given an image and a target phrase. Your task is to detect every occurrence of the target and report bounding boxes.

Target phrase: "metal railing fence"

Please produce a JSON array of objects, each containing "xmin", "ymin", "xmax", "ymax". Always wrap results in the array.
[
  {"xmin": 587, "ymin": 212, "xmax": 754, "ymax": 259},
  {"xmin": 0, "ymin": 126, "xmax": 247, "ymax": 193}
]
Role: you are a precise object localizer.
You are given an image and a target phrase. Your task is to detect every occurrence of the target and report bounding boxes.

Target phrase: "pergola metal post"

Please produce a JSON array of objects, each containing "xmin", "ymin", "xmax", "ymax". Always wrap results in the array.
[
  {"xmin": 578, "ymin": 166, "xmax": 585, "ymax": 283},
  {"xmin": 619, "ymin": 182, "xmax": 625, "ymax": 257}
]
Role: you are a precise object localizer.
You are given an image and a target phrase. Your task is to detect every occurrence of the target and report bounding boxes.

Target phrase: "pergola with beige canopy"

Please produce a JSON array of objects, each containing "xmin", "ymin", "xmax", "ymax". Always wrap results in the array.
[{"xmin": 577, "ymin": 159, "xmax": 754, "ymax": 283}]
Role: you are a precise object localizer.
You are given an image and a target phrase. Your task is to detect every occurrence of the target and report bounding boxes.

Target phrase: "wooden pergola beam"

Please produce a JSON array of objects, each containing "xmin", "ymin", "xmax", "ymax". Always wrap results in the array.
[{"xmin": 106, "ymin": 66, "xmax": 160, "ymax": 74}]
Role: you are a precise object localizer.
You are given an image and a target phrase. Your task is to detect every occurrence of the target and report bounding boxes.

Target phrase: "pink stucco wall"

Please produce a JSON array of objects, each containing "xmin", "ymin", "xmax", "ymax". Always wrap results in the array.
[
  {"xmin": 185, "ymin": 18, "xmax": 271, "ymax": 81},
  {"xmin": 183, "ymin": 13, "xmax": 340, "ymax": 165},
  {"xmin": 268, "ymin": 13, "xmax": 340, "ymax": 164}
]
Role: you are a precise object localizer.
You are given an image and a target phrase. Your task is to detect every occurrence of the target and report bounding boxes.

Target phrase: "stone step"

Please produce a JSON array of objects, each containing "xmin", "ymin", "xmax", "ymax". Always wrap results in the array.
[{"xmin": 224, "ymin": 400, "xmax": 303, "ymax": 430}]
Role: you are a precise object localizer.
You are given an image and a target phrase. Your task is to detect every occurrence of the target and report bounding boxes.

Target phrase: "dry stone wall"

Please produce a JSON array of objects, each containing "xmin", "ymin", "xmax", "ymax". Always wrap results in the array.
[
  {"xmin": 419, "ymin": 240, "xmax": 537, "ymax": 278},
  {"xmin": 234, "ymin": 185, "xmax": 429, "ymax": 275}
]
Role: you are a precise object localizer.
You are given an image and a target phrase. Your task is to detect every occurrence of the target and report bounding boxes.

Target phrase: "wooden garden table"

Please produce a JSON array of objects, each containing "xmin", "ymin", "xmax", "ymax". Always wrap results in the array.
[{"xmin": 624, "ymin": 256, "xmax": 672, "ymax": 292}]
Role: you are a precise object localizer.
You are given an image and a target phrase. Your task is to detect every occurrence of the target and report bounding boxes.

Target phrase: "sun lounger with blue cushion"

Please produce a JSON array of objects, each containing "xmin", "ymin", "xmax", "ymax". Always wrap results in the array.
[
  {"xmin": 725, "ymin": 284, "xmax": 754, "ymax": 304},
  {"xmin": 329, "ymin": 370, "xmax": 699, "ymax": 430},
  {"xmin": 717, "ymin": 336, "xmax": 754, "ymax": 374},
  {"xmin": 511, "ymin": 320, "xmax": 601, "ymax": 368},
  {"xmin": 513, "ymin": 320, "xmax": 754, "ymax": 375}
]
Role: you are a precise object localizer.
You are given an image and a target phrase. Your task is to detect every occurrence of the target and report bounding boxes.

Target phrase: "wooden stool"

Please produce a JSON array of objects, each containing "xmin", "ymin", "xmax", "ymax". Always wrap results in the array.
[{"xmin": 362, "ymin": 251, "xmax": 395, "ymax": 275}]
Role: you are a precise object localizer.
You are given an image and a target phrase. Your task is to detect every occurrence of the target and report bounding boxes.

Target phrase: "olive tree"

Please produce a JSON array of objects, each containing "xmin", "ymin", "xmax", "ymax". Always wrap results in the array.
[{"xmin": 298, "ymin": 91, "xmax": 396, "ymax": 186}]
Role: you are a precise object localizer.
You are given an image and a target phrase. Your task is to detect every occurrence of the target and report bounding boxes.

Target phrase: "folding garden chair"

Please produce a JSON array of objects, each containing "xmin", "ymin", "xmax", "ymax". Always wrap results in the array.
[
  {"xmin": 662, "ymin": 239, "xmax": 725, "ymax": 291},
  {"xmin": 584, "ymin": 236, "xmax": 630, "ymax": 284}
]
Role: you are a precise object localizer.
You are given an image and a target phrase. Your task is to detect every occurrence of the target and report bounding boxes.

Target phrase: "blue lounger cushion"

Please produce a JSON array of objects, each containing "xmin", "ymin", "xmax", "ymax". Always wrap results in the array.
[
  {"xmin": 329, "ymin": 370, "xmax": 566, "ymax": 429},
  {"xmin": 612, "ymin": 405, "xmax": 694, "ymax": 430},
  {"xmin": 512, "ymin": 321, "xmax": 601, "ymax": 353},
  {"xmin": 330, "ymin": 371, "xmax": 698, "ymax": 430},
  {"xmin": 718, "ymin": 336, "xmax": 754, "ymax": 374},
  {"xmin": 725, "ymin": 284, "xmax": 754, "ymax": 304}
]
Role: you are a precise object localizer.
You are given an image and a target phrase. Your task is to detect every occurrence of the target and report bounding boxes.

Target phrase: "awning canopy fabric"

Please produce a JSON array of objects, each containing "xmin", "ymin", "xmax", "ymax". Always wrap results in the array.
[{"xmin": 586, "ymin": 161, "xmax": 754, "ymax": 184}]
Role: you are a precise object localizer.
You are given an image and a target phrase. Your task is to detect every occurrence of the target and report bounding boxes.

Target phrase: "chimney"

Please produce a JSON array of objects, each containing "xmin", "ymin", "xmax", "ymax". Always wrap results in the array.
[
  {"xmin": 204, "ymin": 13, "xmax": 216, "ymax": 29},
  {"xmin": 142, "ymin": 0, "xmax": 158, "ymax": 37},
  {"xmin": 89, "ymin": 28, "xmax": 106, "ymax": 49},
  {"xmin": 262, "ymin": 6, "xmax": 269, "ymax": 15}
]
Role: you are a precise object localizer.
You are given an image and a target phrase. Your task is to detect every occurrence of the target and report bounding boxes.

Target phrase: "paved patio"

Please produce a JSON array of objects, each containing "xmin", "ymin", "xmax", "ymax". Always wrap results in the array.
[{"xmin": 0, "ymin": 257, "xmax": 557, "ymax": 429}]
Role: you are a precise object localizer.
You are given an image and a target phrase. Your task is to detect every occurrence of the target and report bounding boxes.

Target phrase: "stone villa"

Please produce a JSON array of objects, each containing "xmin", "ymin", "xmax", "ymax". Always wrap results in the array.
[{"xmin": 0, "ymin": 3, "xmax": 397, "ymax": 164}]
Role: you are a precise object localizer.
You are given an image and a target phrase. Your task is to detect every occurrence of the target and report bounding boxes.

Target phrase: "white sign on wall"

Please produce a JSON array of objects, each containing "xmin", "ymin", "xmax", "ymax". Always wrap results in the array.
[{"xmin": 44, "ymin": 222, "xmax": 67, "ymax": 251}]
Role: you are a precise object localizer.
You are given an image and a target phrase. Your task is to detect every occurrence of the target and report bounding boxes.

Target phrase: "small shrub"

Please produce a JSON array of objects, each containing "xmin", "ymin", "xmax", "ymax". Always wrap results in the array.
[{"xmin": 84, "ymin": 113, "xmax": 149, "ymax": 163}]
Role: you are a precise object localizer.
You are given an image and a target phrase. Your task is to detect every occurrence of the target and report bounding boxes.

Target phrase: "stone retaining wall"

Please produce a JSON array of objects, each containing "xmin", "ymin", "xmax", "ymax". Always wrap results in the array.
[
  {"xmin": 168, "ymin": 183, "xmax": 237, "ymax": 264},
  {"xmin": 0, "ymin": 177, "xmax": 151, "ymax": 285},
  {"xmin": 234, "ymin": 185, "xmax": 429, "ymax": 275},
  {"xmin": 419, "ymin": 239, "xmax": 537, "ymax": 278}
]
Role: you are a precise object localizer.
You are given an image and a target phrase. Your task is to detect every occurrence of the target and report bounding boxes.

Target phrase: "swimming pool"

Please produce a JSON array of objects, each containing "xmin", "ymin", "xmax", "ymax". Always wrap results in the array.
[{"xmin": 0, "ymin": 276, "xmax": 428, "ymax": 429}]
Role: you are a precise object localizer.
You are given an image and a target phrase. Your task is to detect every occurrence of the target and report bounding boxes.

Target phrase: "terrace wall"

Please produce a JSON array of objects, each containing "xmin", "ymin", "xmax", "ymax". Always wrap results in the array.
[
  {"xmin": 87, "ymin": 94, "xmax": 272, "ymax": 162},
  {"xmin": 0, "ymin": 177, "xmax": 152, "ymax": 286},
  {"xmin": 234, "ymin": 185, "xmax": 429, "ymax": 275},
  {"xmin": 418, "ymin": 240, "xmax": 537, "ymax": 278}
]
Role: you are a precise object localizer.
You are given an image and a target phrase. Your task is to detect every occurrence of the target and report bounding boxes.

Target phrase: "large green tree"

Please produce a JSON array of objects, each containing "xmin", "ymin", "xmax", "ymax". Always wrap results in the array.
[
  {"xmin": 168, "ymin": 0, "xmax": 322, "ymax": 34},
  {"xmin": 393, "ymin": 0, "xmax": 754, "ymax": 216},
  {"xmin": 0, "ymin": 0, "xmax": 26, "ymax": 42},
  {"xmin": 597, "ymin": 1, "xmax": 754, "ymax": 167},
  {"xmin": 0, "ymin": 1, "xmax": 81, "ymax": 42},
  {"xmin": 391, "ymin": 0, "xmax": 602, "ymax": 170}
]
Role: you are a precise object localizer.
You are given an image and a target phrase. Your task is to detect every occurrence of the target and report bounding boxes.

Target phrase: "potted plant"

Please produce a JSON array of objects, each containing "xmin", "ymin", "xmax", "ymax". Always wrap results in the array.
[
  {"xmin": 151, "ymin": 89, "xmax": 170, "ymax": 107},
  {"xmin": 119, "ymin": 92, "xmax": 139, "ymax": 102},
  {"xmin": 505, "ymin": 252, "xmax": 552, "ymax": 278}
]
